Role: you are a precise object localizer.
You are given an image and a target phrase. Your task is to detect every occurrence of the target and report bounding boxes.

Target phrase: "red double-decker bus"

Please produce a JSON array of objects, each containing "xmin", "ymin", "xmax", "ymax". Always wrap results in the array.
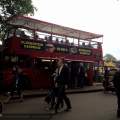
[{"xmin": 0, "ymin": 14, "xmax": 103, "ymax": 90}]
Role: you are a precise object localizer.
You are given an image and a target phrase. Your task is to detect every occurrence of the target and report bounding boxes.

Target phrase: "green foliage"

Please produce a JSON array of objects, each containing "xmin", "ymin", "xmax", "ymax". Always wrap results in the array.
[
  {"xmin": 0, "ymin": 0, "xmax": 37, "ymax": 41},
  {"xmin": 103, "ymin": 53, "xmax": 117, "ymax": 61}
]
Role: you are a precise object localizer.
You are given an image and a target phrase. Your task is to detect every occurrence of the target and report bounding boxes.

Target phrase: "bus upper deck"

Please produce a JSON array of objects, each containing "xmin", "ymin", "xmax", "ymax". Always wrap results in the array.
[{"xmin": 3, "ymin": 14, "xmax": 103, "ymax": 62}]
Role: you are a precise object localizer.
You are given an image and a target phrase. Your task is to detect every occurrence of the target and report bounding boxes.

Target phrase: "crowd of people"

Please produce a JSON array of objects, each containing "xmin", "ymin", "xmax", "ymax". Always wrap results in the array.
[
  {"xmin": 2, "ymin": 58, "xmax": 120, "ymax": 117},
  {"xmin": 3, "ymin": 58, "xmax": 87, "ymax": 115}
]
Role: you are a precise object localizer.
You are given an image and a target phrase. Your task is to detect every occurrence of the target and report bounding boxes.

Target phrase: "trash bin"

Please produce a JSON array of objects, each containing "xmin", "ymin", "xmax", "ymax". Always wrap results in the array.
[{"xmin": 99, "ymin": 75, "xmax": 103, "ymax": 83}]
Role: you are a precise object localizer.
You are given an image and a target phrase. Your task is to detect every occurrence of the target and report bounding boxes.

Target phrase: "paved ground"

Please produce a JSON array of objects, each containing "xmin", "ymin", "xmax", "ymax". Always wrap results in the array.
[
  {"xmin": 1, "ymin": 92, "xmax": 119, "ymax": 120},
  {"xmin": 2, "ymin": 84, "xmax": 103, "ymax": 99}
]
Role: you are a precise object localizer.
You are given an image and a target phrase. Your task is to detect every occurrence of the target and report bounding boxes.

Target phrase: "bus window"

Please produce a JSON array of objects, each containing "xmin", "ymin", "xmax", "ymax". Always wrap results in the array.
[
  {"xmin": 41, "ymin": 59, "xmax": 51, "ymax": 69},
  {"xmin": 59, "ymin": 37, "xmax": 65, "ymax": 44},
  {"xmin": 35, "ymin": 58, "xmax": 42, "ymax": 68},
  {"xmin": 4, "ymin": 31, "xmax": 9, "ymax": 40},
  {"xmin": 26, "ymin": 58, "xmax": 32, "ymax": 67},
  {"xmin": 4, "ymin": 55, "xmax": 24, "ymax": 67},
  {"xmin": 16, "ymin": 28, "xmax": 34, "ymax": 39},
  {"xmin": 36, "ymin": 31, "xmax": 50, "ymax": 41},
  {"xmin": 52, "ymin": 36, "xmax": 59, "ymax": 43},
  {"xmin": 8, "ymin": 29, "xmax": 14, "ymax": 38},
  {"xmin": 52, "ymin": 35, "xmax": 65, "ymax": 43},
  {"xmin": 67, "ymin": 37, "xmax": 74, "ymax": 45},
  {"xmin": 80, "ymin": 40, "xmax": 90, "ymax": 47},
  {"xmin": 91, "ymin": 41, "xmax": 99, "ymax": 49},
  {"xmin": 73, "ymin": 38, "xmax": 78, "ymax": 46}
]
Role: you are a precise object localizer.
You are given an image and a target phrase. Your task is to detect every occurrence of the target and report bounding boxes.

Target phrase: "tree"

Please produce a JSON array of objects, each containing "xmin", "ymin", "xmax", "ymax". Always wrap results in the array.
[
  {"xmin": 103, "ymin": 53, "xmax": 117, "ymax": 61},
  {"xmin": 0, "ymin": 0, "xmax": 37, "ymax": 41}
]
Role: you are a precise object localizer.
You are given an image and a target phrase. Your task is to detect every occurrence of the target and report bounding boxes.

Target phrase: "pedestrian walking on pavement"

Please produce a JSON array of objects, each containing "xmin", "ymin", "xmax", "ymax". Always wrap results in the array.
[
  {"xmin": 51, "ymin": 57, "xmax": 72, "ymax": 115},
  {"xmin": 4, "ymin": 65, "xmax": 23, "ymax": 103},
  {"xmin": 47, "ymin": 67, "xmax": 64, "ymax": 110},
  {"xmin": 113, "ymin": 65, "xmax": 120, "ymax": 118}
]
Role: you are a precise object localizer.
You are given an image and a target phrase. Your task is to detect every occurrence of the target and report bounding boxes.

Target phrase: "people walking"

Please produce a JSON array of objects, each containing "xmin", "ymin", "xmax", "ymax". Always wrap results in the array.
[
  {"xmin": 4, "ymin": 65, "xmax": 23, "ymax": 103},
  {"xmin": 47, "ymin": 68, "xmax": 64, "ymax": 110},
  {"xmin": 51, "ymin": 57, "xmax": 72, "ymax": 115}
]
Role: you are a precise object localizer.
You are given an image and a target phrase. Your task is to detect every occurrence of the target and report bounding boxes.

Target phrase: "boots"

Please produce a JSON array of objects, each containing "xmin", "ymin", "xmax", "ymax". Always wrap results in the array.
[
  {"xmin": 4, "ymin": 96, "xmax": 12, "ymax": 103},
  {"xmin": 19, "ymin": 94, "xmax": 23, "ymax": 102}
]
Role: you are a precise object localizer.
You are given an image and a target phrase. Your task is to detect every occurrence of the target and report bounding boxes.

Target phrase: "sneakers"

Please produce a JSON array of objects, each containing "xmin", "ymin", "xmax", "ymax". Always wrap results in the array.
[
  {"xmin": 47, "ymin": 106, "xmax": 53, "ymax": 110},
  {"xmin": 51, "ymin": 110, "xmax": 57, "ymax": 115},
  {"xmin": 19, "ymin": 94, "xmax": 23, "ymax": 102},
  {"xmin": 64, "ymin": 106, "xmax": 72, "ymax": 111},
  {"xmin": 4, "ymin": 96, "xmax": 12, "ymax": 103}
]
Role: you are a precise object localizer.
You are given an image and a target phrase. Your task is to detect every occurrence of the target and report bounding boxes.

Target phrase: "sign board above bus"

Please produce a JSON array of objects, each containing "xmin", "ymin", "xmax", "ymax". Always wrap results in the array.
[{"xmin": 21, "ymin": 39, "xmax": 92, "ymax": 56}]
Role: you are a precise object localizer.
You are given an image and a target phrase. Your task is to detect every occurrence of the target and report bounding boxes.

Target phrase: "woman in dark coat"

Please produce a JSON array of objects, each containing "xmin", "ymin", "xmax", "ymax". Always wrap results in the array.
[
  {"xmin": 4, "ymin": 65, "xmax": 23, "ymax": 103},
  {"xmin": 47, "ymin": 68, "xmax": 63, "ymax": 110}
]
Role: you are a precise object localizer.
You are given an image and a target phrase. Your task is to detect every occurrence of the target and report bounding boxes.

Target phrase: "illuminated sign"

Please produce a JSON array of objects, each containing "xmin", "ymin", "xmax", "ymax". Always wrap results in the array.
[
  {"xmin": 21, "ymin": 39, "xmax": 92, "ymax": 56},
  {"xmin": 104, "ymin": 61, "xmax": 116, "ymax": 67}
]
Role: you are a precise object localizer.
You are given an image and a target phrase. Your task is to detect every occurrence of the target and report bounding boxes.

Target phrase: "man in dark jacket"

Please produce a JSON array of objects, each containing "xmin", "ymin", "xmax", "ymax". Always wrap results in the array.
[
  {"xmin": 51, "ymin": 57, "xmax": 72, "ymax": 115},
  {"xmin": 113, "ymin": 66, "xmax": 120, "ymax": 117},
  {"xmin": 103, "ymin": 66, "xmax": 109, "ymax": 90}
]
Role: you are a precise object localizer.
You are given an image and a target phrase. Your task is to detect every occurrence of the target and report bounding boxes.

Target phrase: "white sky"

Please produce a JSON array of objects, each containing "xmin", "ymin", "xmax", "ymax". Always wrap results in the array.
[{"xmin": 32, "ymin": 0, "xmax": 120, "ymax": 60}]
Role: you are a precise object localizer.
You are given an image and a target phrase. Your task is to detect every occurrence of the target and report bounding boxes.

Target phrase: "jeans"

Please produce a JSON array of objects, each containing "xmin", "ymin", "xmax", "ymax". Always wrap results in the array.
[
  {"xmin": 51, "ymin": 89, "xmax": 56, "ymax": 108},
  {"xmin": 51, "ymin": 89, "xmax": 63, "ymax": 108},
  {"xmin": 55, "ymin": 85, "xmax": 71, "ymax": 110},
  {"xmin": 80, "ymin": 77, "xmax": 84, "ymax": 89}
]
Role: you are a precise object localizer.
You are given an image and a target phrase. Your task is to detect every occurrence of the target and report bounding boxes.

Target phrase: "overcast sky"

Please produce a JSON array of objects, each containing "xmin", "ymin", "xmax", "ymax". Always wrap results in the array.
[{"xmin": 32, "ymin": 0, "xmax": 120, "ymax": 60}]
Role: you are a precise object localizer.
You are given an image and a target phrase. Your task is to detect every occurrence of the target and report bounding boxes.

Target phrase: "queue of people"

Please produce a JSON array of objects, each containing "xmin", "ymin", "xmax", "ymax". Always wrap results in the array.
[{"xmin": 71, "ymin": 62, "xmax": 86, "ymax": 89}]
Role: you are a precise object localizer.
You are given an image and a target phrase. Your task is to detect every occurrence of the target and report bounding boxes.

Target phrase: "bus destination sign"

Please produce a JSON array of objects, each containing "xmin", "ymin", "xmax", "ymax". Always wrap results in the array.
[{"xmin": 21, "ymin": 40, "xmax": 92, "ymax": 56}]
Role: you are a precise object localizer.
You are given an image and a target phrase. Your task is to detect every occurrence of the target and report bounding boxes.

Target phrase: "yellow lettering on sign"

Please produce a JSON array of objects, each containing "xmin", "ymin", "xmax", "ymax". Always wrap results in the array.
[
  {"xmin": 57, "ymin": 47, "xmax": 67, "ymax": 52},
  {"xmin": 79, "ymin": 49, "xmax": 91, "ymax": 55},
  {"xmin": 104, "ymin": 61, "xmax": 116, "ymax": 67},
  {"xmin": 60, "ymin": 48, "xmax": 66, "ymax": 51},
  {"xmin": 21, "ymin": 40, "xmax": 42, "ymax": 50},
  {"xmin": 80, "ymin": 52, "xmax": 90, "ymax": 55},
  {"xmin": 57, "ymin": 47, "xmax": 60, "ymax": 50},
  {"xmin": 79, "ymin": 49, "xmax": 91, "ymax": 52},
  {"xmin": 21, "ymin": 41, "xmax": 26, "ymax": 44}
]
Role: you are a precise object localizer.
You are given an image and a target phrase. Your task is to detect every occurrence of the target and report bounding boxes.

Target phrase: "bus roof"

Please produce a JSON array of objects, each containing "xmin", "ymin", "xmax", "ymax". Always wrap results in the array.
[{"xmin": 5, "ymin": 14, "xmax": 103, "ymax": 40}]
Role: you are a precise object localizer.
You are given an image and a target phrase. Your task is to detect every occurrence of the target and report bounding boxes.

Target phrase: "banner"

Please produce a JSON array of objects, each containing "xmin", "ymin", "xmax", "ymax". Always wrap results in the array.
[{"xmin": 21, "ymin": 39, "xmax": 92, "ymax": 56}]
